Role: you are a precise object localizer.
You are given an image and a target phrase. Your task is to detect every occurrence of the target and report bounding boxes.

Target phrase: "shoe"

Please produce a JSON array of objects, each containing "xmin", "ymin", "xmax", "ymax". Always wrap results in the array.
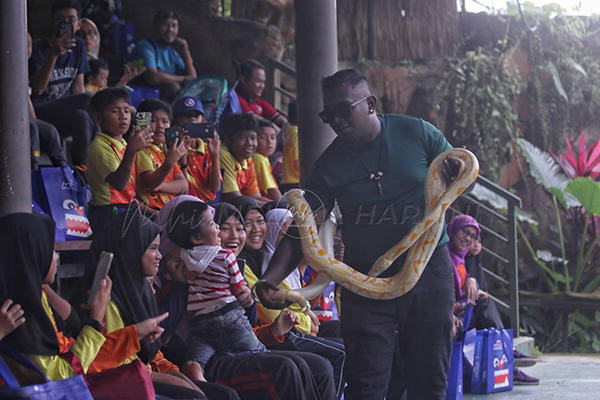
[
  {"xmin": 513, "ymin": 368, "xmax": 540, "ymax": 385},
  {"xmin": 514, "ymin": 348, "xmax": 537, "ymax": 367}
]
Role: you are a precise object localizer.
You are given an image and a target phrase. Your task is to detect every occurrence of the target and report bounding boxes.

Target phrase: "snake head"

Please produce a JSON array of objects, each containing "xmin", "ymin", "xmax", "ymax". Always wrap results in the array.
[{"xmin": 367, "ymin": 263, "xmax": 384, "ymax": 277}]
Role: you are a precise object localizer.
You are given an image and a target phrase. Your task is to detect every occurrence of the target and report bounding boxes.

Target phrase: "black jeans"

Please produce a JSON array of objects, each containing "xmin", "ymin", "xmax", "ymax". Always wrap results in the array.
[
  {"xmin": 341, "ymin": 246, "xmax": 455, "ymax": 400},
  {"xmin": 31, "ymin": 119, "xmax": 67, "ymax": 167},
  {"xmin": 34, "ymin": 93, "xmax": 97, "ymax": 165}
]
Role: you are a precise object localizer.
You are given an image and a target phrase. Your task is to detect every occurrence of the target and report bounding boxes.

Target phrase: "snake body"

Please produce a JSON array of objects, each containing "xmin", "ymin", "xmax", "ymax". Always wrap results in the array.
[{"xmin": 270, "ymin": 148, "xmax": 478, "ymax": 305}]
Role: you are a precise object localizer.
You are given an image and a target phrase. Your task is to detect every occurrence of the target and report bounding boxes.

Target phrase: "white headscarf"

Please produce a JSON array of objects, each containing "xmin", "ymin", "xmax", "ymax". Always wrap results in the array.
[{"xmin": 263, "ymin": 209, "xmax": 302, "ymax": 289}]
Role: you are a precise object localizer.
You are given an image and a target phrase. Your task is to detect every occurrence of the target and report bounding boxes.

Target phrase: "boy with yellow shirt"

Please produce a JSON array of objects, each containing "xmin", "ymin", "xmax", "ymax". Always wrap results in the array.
[
  {"xmin": 87, "ymin": 88, "xmax": 153, "ymax": 232},
  {"xmin": 281, "ymin": 99, "xmax": 300, "ymax": 193},
  {"xmin": 253, "ymin": 120, "xmax": 282, "ymax": 201},
  {"xmin": 135, "ymin": 99, "xmax": 188, "ymax": 218}
]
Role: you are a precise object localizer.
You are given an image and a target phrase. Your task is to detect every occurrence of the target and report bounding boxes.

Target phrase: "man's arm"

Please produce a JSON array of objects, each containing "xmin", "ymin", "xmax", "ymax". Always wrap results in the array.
[
  {"xmin": 142, "ymin": 67, "xmax": 186, "ymax": 86},
  {"xmin": 172, "ymin": 38, "xmax": 197, "ymax": 80},
  {"xmin": 71, "ymin": 73, "xmax": 85, "ymax": 94},
  {"xmin": 273, "ymin": 115, "xmax": 288, "ymax": 129},
  {"xmin": 30, "ymin": 35, "xmax": 75, "ymax": 96}
]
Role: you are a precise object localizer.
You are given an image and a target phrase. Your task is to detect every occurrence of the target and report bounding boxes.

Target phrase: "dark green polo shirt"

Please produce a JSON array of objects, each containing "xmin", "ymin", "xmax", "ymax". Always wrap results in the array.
[{"xmin": 305, "ymin": 114, "xmax": 453, "ymax": 277}]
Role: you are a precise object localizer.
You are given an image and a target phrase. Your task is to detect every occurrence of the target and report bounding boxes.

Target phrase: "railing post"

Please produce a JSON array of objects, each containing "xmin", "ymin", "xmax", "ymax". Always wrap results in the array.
[
  {"xmin": 508, "ymin": 202, "xmax": 520, "ymax": 337},
  {"xmin": 264, "ymin": 59, "xmax": 276, "ymax": 108}
]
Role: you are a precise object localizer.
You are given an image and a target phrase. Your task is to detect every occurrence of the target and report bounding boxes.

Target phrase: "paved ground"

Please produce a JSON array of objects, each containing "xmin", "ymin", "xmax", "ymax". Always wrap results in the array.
[{"xmin": 464, "ymin": 354, "xmax": 600, "ymax": 399}]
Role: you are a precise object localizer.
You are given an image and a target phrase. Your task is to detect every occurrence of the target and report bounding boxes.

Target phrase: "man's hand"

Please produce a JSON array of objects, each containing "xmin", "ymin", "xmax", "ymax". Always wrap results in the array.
[
  {"xmin": 234, "ymin": 283, "xmax": 254, "ymax": 308},
  {"xmin": 127, "ymin": 129, "xmax": 153, "ymax": 154},
  {"xmin": 206, "ymin": 134, "xmax": 221, "ymax": 158},
  {"xmin": 172, "ymin": 38, "xmax": 190, "ymax": 55},
  {"xmin": 0, "ymin": 300, "xmax": 26, "ymax": 340},
  {"xmin": 50, "ymin": 33, "xmax": 76, "ymax": 56},
  {"xmin": 465, "ymin": 277, "xmax": 478, "ymax": 304},
  {"xmin": 271, "ymin": 310, "xmax": 299, "ymax": 337},
  {"xmin": 254, "ymin": 280, "xmax": 292, "ymax": 309},
  {"xmin": 90, "ymin": 277, "xmax": 112, "ymax": 322},
  {"xmin": 135, "ymin": 312, "xmax": 169, "ymax": 342}
]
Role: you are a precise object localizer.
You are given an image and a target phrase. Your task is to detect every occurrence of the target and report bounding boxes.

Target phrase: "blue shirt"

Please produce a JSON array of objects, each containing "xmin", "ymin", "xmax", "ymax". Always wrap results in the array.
[
  {"xmin": 130, "ymin": 38, "xmax": 185, "ymax": 76},
  {"xmin": 29, "ymin": 37, "xmax": 89, "ymax": 105},
  {"xmin": 305, "ymin": 115, "xmax": 453, "ymax": 276}
]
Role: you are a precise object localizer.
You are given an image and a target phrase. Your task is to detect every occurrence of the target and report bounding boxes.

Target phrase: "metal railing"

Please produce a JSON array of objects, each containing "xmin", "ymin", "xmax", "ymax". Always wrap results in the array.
[
  {"xmin": 264, "ymin": 57, "xmax": 296, "ymax": 117},
  {"xmin": 450, "ymin": 175, "xmax": 522, "ymax": 336}
]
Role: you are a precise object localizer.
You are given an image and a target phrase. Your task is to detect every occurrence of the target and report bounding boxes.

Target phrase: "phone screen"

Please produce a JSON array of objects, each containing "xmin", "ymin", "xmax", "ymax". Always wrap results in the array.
[
  {"xmin": 87, "ymin": 252, "xmax": 113, "ymax": 306},
  {"xmin": 59, "ymin": 22, "xmax": 74, "ymax": 39},
  {"xmin": 184, "ymin": 123, "xmax": 215, "ymax": 140},
  {"xmin": 165, "ymin": 126, "xmax": 182, "ymax": 149}
]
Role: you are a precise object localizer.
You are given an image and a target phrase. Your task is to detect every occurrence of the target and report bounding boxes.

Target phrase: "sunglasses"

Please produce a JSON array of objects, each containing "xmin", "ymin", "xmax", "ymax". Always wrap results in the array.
[{"xmin": 318, "ymin": 96, "xmax": 370, "ymax": 124}]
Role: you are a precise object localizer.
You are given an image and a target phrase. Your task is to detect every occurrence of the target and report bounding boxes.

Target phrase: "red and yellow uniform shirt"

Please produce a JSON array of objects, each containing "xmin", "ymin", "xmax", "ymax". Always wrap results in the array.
[
  {"xmin": 252, "ymin": 152, "xmax": 278, "ymax": 199},
  {"xmin": 136, "ymin": 143, "xmax": 183, "ymax": 210},
  {"xmin": 186, "ymin": 139, "xmax": 219, "ymax": 202},
  {"xmin": 219, "ymin": 146, "xmax": 260, "ymax": 196}
]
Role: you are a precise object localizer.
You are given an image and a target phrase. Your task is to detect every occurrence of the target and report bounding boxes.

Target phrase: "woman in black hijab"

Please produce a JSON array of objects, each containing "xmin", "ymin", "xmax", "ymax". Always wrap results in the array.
[{"xmin": 229, "ymin": 196, "xmax": 268, "ymax": 280}]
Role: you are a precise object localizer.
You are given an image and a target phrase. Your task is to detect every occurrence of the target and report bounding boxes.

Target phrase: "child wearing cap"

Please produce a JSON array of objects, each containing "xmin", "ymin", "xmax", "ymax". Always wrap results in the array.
[{"xmin": 172, "ymin": 96, "xmax": 222, "ymax": 203}]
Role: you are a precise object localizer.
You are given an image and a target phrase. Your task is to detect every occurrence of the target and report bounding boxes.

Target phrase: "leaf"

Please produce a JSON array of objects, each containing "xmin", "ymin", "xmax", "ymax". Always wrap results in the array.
[
  {"xmin": 549, "ymin": 187, "xmax": 580, "ymax": 208},
  {"xmin": 563, "ymin": 56, "xmax": 588, "ymax": 78},
  {"xmin": 547, "ymin": 62, "xmax": 569, "ymax": 102},
  {"xmin": 469, "ymin": 183, "xmax": 539, "ymax": 225},
  {"xmin": 566, "ymin": 177, "xmax": 600, "ymax": 216},
  {"xmin": 518, "ymin": 138, "xmax": 572, "ymax": 191},
  {"xmin": 536, "ymin": 249, "xmax": 568, "ymax": 264}
]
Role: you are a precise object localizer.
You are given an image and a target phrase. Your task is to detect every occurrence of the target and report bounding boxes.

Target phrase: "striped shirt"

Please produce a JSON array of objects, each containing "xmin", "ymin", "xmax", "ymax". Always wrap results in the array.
[{"xmin": 187, "ymin": 248, "xmax": 244, "ymax": 314}]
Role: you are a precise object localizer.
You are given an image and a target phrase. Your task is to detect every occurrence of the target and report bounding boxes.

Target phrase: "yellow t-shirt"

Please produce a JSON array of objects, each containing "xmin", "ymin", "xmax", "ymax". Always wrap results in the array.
[
  {"xmin": 219, "ymin": 146, "xmax": 260, "ymax": 195},
  {"xmin": 244, "ymin": 264, "xmax": 311, "ymax": 334},
  {"xmin": 87, "ymin": 132, "xmax": 137, "ymax": 206},
  {"xmin": 281, "ymin": 126, "xmax": 300, "ymax": 184},
  {"xmin": 136, "ymin": 144, "xmax": 183, "ymax": 210},
  {"xmin": 252, "ymin": 152, "xmax": 278, "ymax": 198}
]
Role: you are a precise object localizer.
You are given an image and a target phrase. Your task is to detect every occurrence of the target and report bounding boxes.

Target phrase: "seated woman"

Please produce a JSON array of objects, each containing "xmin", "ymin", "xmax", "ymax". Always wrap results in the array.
[
  {"xmin": 446, "ymin": 214, "xmax": 539, "ymax": 386},
  {"xmin": 232, "ymin": 196, "xmax": 346, "ymax": 399}
]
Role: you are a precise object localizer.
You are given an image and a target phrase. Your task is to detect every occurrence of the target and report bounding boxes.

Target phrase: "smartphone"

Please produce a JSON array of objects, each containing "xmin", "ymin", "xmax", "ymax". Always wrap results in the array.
[
  {"xmin": 58, "ymin": 21, "xmax": 74, "ymax": 39},
  {"xmin": 165, "ymin": 126, "xmax": 182, "ymax": 149},
  {"xmin": 333, "ymin": 236, "xmax": 342, "ymax": 257},
  {"xmin": 87, "ymin": 252, "xmax": 114, "ymax": 306},
  {"xmin": 135, "ymin": 112, "xmax": 152, "ymax": 136},
  {"xmin": 184, "ymin": 123, "xmax": 215, "ymax": 140},
  {"xmin": 126, "ymin": 59, "xmax": 146, "ymax": 73}
]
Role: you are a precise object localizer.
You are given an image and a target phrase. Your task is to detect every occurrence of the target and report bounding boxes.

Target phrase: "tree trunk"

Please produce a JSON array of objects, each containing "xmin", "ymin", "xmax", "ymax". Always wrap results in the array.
[{"xmin": 338, "ymin": 0, "xmax": 460, "ymax": 62}]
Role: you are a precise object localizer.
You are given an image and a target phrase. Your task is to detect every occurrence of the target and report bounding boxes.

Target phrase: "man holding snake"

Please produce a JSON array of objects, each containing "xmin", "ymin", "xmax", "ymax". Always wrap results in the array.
[{"xmin": 256, "ymin": 69, "xmax": 467, "ymax": 400}]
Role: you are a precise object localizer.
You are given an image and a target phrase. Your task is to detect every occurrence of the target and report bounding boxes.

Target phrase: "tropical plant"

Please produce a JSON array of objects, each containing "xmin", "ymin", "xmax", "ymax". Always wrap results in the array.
[{"xmin": 550, "ymin": 132, "xmax": 600, "ymax": 180}]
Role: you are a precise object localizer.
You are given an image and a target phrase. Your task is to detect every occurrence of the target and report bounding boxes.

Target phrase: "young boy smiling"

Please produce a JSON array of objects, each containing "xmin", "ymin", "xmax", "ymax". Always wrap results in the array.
[
  {"xmin": 219, "ymin": 113, "xmax": 271, "ymax": 204},
  {"xmin": 252, "ymin": 120, "xmax": 282, "ymax": 201},
  {"xmin": 87, "ymin": 88, "xmax": 153, "ymax": 231}
]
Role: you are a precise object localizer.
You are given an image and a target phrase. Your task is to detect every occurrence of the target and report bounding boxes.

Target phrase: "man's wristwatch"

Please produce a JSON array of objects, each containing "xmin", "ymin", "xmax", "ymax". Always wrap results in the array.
[{"xmin": 86, "ymin": 318, "xmax": 107, "ymax": 334}]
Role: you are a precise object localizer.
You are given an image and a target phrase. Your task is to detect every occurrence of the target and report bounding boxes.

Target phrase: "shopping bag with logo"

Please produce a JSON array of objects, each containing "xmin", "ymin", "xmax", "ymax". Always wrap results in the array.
[
  {"xmin": 311, "ymin": 282, "xmax": 339, "ymax": 322},
  {"xmin": 31, "ymin": 166, "xmax": 92, "ymax": 241},
  {"xmin": 471, "ymin": 329, "xmax": 513, "ymax": 393},
  {"xmin": 446, "ymin": 341, "xmax": 463, "ymax": 400}
]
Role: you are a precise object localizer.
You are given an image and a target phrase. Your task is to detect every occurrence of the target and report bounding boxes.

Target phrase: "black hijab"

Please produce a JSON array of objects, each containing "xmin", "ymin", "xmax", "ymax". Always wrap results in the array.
[
  {"xmin": 89, "ymin": 212, "xmax": 162, "ymax": 363},
  {"xmin": 229, "ymin": 197, "xmax": 267, "ymax": 279},
  {"xmin": 0, "ymin": 213, "xmax": 59, "ymax": 355},
  {"xmin": 213, "ymin": 203, "xmax": 244, "ymax": 227}
]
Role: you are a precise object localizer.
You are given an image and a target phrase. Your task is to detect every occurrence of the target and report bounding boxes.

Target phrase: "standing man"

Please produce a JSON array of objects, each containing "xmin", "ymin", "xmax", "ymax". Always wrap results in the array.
[
  {"xmin": 130, "ymin": 9, "xmax": 197, "ymax": 102},
  {"xmin": 256, "ymin": 69, "xmax": 462, "ymax": 399}
]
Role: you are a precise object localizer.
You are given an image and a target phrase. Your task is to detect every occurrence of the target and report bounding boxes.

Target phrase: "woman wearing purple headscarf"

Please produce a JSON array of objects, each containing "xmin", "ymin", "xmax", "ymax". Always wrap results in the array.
[{"xmin": 446, "ymin": 215, "xmax": 480, "ymax": 305}]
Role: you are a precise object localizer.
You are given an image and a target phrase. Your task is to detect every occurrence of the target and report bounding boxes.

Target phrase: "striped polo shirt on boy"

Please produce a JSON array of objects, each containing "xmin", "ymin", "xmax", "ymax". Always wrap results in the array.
[
  {"xmin": 87, "ymin": 132, "xmax": 136, "ymax": 206},
  {"xmin": 136, "ymin": 143, "xmax": 183, "ymax": 210},
  {"xmin": 219, "ymin": 146, "xmax": 260, "ymax": 196},
  {"xmin": 252, "ymin": 152, "xmax": 278, "ymax": 199},
  {"xmin": 186, "ymin": 139, "xmax": 218, "ymax": 203}
]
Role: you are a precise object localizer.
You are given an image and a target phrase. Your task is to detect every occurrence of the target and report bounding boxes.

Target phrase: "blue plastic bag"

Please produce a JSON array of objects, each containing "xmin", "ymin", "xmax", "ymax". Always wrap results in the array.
[
  {"xmin": 0, "ymin": 342, "xmax": 93, "ymax": 400},
  {"xmin": 471, "ymin": 329, "xmax": 513, "ymax": 394},
  {"xmin": 32, "ymin": 167, "xmax": 92, "ymax": 241},
  {"xmin": 311, "ymin": 282, "xmax": 339, "ymax": 322},
  {"xmin": 446, "ymin": 341, "xmax": 463, "ymax": 400}
]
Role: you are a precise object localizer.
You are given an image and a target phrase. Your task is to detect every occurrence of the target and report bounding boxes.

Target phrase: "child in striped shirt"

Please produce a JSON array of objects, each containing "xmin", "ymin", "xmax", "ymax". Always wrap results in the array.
[{"xmin": 167, "ymin": 200, "xmax": 266, "ymax": 369}]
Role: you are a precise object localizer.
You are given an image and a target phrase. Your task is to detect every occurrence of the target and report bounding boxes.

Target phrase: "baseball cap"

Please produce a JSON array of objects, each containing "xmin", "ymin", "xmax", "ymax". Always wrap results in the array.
[{"xmin": 172, "ymin": 96, "xmax": 204, "ymax": 116}]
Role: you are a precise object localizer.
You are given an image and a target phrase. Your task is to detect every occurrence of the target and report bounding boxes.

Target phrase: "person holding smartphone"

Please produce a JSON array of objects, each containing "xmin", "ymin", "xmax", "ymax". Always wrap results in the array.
[{"xmin": 28, "ymin": 0, "xmax": 97, "ymax": 166}]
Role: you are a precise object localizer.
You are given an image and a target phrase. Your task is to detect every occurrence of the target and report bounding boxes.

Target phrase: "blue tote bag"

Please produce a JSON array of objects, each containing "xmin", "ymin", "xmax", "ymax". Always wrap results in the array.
[
  {"xmin": 446, "ymin": 341, "xmax": 463, "ymax": 400},
  {"xmin": 0, "ymin": 342, "xmax": 93, "ymax": 400},
  {"xmin": 471, "ymin": 329, "xmax": 514, "ymax": 394}
]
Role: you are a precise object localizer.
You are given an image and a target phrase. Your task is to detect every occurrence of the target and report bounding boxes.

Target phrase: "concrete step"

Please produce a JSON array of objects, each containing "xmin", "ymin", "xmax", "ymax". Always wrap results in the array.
[{"xmin": 514, "ymin": 336, "xmax": 535, "ymax": 356}]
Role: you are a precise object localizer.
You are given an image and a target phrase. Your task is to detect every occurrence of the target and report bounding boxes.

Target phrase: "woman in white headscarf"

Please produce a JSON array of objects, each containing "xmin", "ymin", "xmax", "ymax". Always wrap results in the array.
[
  {"xmin": 79, "ymin": 18, "xmax": 101, "ymax": 60},
  {"xmin": 263, "ymin": 208, "xmax": 302, "ymax": 289}
]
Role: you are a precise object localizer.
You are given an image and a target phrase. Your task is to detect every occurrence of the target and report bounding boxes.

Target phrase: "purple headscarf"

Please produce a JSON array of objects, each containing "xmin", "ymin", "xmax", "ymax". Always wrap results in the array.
[{"xmin": 446, "ymin": 215, "xmax": 480, "ymax": 298}]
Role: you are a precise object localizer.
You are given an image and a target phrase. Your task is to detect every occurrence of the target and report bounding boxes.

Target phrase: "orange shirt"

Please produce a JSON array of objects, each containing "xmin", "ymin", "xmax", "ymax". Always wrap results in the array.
[
  {"xmin": 136, "ymin": 144, "xmax": 183, "ymax": 210},
  {"xmin": 186, "ymin": 139, "xmax": 219, "ymax": 202}
]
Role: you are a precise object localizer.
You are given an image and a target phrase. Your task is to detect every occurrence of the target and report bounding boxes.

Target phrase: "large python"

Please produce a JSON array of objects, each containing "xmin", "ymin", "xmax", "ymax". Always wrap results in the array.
[{"xmin": 267, "ymin": 148, "xmax": 479, "ymax": 306}]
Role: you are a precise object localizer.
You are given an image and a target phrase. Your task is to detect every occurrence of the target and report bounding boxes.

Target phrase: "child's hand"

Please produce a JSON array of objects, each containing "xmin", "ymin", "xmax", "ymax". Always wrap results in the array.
[
  {"xmin": 271, "ymin": 310, "xmax": 299, "ymax": 337},
  {"xmin": 233, "ymin": 283, "xmax": 254, "ymax": 308},
  {"xmin": 166, "ymin": 259, "xmax": 187, "ymax": 283},
  {"xmin": 179, "ymin": 135, "xmax": 193, "ymax": 163},
  {"xmin": 90, "ymin": 277, "xmax": 112, "ymax": 323},
  {"xmin": 165, "ymin": 139, "xmax": 187, "ymax": 166},
  {"xmin": 128, "ymin": 129, "xmax": 153, "ymax": 154},
  {"xmin": 0, "ymin": 300, "xmax": 26, "ymax": 340},
  {"xmin": 135, "ymin": 312, "xmax": 168, "ymax": 342},
  {"xmin": 206, "ymin": 134, "xmax": 221, "ymax": 158},
  {"xmin": 307, "ymin": 309, "xmax": 320, "ymax": 334}
]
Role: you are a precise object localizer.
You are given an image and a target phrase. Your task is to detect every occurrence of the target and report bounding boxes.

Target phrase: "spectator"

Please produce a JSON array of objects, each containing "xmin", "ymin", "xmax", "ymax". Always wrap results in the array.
[
  {"xmin": 219, "ymin": 113, "xmax": 271, "ymax": 204},
  {"xmin": 172, "ymin": 96, "xmax": 222, "ymax": 203},
  {"xmin": 84, "ymin": 58, "xmax": 142, "ymax": 94},
  {"xmin": 136, "ymin": 99, "xmax": 188, "ymax": 218},
  {"xmin": 236, "ymin": 59, "xmax": 287, "ymax": 134},
  {"xmin": 280, "ymin": 98, "xmax": 300, "ymax": 192},
  {"xmin": 130, "ymin": 9, "xmax": 197, "ymax": 103},
  {"xmin": 252, "ymin": 120, "xmax": 282, "ymax": 200},
  {"xmin": 29, "ymin": 0, "xmax": 96, "ymax": 166},
  {"xmin": 86, "ymin": 88, "xmax": 153, "ymax": 232},
  {"xmin": 78, "ymin": 17, "xmax": 100, "ymax": 60}
]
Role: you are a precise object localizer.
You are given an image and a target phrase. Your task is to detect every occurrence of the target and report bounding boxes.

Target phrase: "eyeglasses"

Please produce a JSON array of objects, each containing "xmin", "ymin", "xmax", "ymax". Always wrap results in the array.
[
  {"xmin": 318, "ymin": 96, "xmax": 370, "ymax": 124},
  {"xmin": 459, "ymin": 228, "xmax": 478, "ymax": 241},
  {"xmin": 79, "ymin": 29, "xmax": 98, "ymax": 38},
  {"xmin": 54, "ymin": 16, "xmax": 78, "ymax": 24}
]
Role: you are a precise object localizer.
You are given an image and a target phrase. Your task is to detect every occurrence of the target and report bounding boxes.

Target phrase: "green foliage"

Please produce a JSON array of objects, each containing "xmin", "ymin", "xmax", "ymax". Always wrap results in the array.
[{"xmin": 566, "ymin": 178, "xmax": 600, "ymax": 216}]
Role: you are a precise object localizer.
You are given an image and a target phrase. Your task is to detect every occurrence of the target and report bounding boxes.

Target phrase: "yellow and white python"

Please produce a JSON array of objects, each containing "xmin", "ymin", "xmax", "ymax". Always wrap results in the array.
[{"xmin": 265, "ymin": 148, "xmax": 479, "ymax": 307}]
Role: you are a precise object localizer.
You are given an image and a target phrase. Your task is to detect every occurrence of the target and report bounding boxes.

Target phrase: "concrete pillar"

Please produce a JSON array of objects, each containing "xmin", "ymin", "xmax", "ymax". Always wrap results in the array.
[
  {"xmin": 294, "ymin": 0, "xmax": 338, "ymax": 185},
  {"xmin": 0, "ymin": 0, "xmax": 31, "ymax": 217}
]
